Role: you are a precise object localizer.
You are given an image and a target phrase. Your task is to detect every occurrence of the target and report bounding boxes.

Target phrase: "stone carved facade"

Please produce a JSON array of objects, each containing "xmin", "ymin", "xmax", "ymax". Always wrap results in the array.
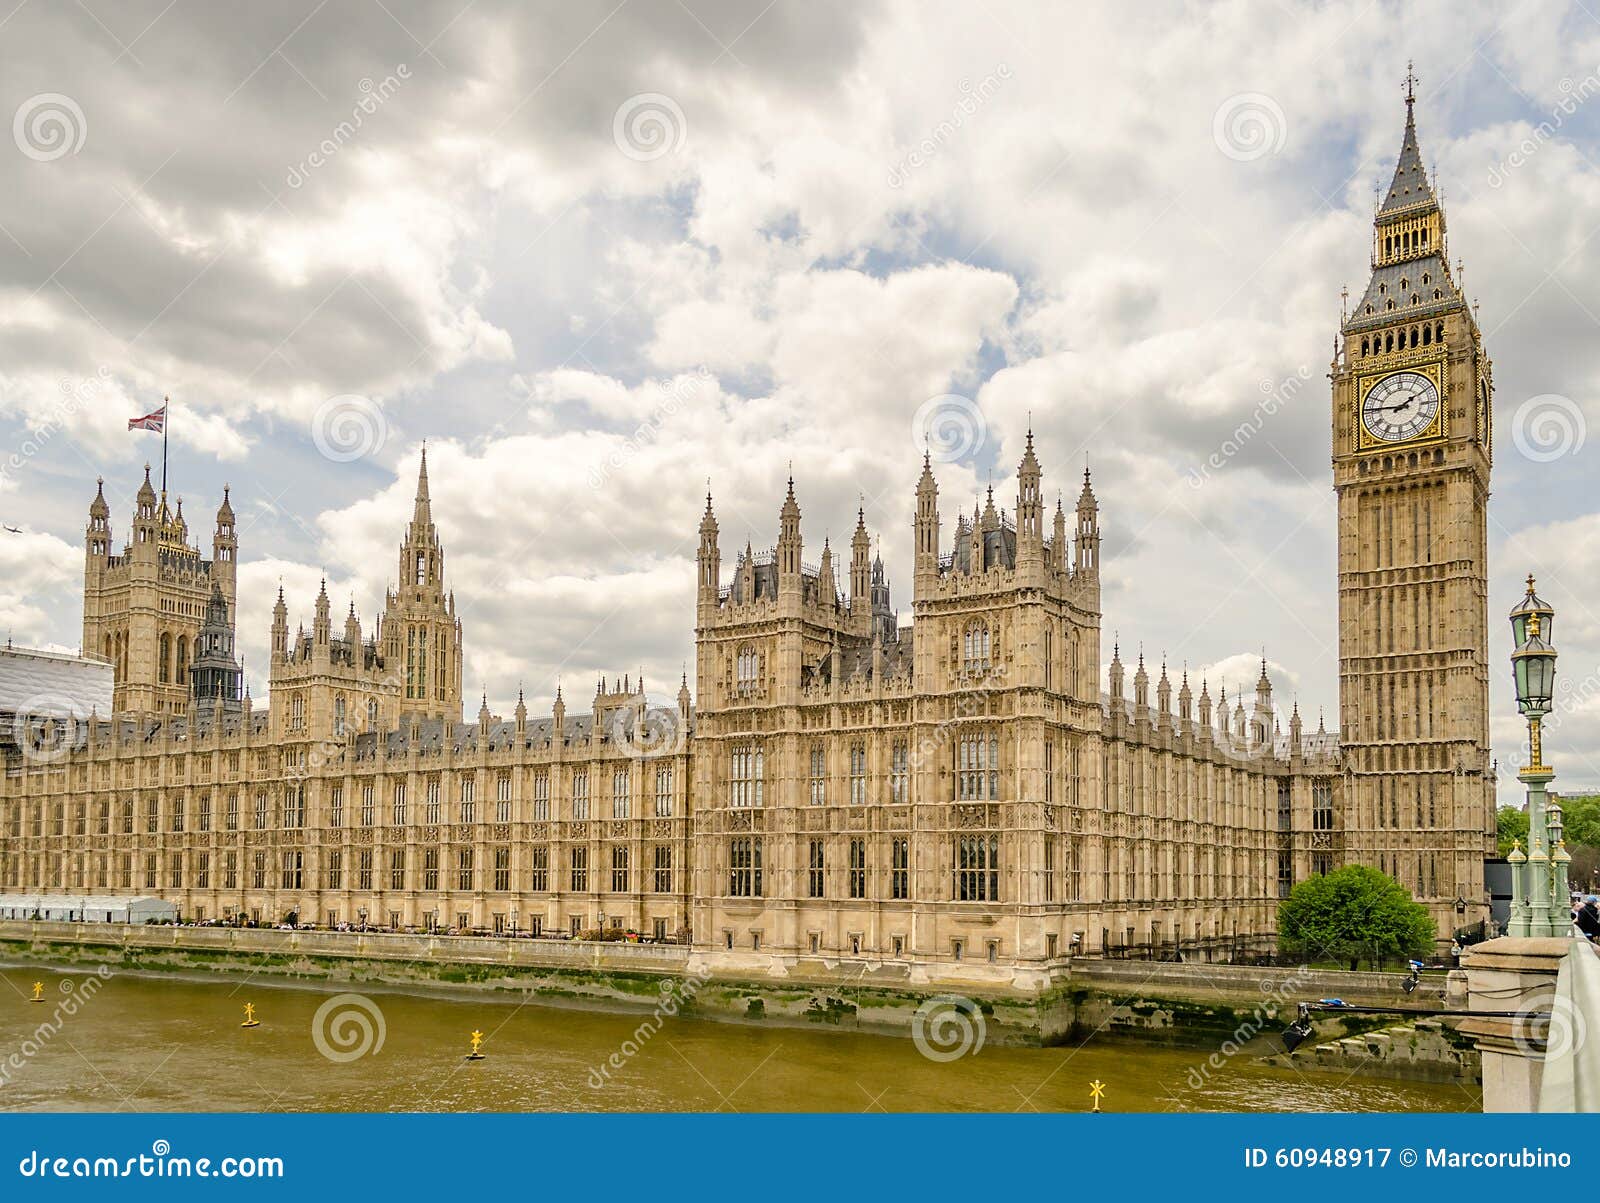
[{"xmin": 0, "ymin": 101, "xmax": 1491, "ymax": 982}]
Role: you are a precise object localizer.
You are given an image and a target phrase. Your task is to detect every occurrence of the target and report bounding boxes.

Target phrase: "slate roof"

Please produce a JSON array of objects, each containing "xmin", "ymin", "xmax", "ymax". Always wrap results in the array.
[{"xmin": 1379, "ymin": 100, "xmax": 1437, "ymax": 216}]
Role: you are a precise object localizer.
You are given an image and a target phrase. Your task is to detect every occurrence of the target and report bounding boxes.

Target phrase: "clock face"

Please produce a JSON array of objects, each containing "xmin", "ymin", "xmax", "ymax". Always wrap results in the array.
[{"xmin": 1362, "ymin": 371, "xmax": 1441, "ymax": 443}]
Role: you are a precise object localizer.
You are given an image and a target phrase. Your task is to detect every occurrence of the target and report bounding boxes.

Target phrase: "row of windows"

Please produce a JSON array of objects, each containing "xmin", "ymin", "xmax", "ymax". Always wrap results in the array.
[
  {"xmin": 9, "ymin": 845, "xmax": 682, "ymax": 895},
  {"xmin": 732, "ymin": 836, "xmax": 1002, "ymax": 902},
  {"xmin": 18, "ymin": 767, "xmax": 679, "ymax": 836},
  {"xmin": 1357, "ymin": 320, "xmax": 1445, "ymax": 356}
]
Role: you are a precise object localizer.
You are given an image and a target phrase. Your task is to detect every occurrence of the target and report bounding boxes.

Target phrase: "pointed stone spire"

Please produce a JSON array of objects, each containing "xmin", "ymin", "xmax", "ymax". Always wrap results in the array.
[{"xmin": 1380, "ymin": 64, "xmax": 1437, "ymax": 217}]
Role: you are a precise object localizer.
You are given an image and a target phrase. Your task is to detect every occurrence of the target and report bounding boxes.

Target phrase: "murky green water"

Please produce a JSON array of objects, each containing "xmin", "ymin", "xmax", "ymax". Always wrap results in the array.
[{"xmin": 0, "ymin": 966, "xmax": 1478, "ymax": 1113}]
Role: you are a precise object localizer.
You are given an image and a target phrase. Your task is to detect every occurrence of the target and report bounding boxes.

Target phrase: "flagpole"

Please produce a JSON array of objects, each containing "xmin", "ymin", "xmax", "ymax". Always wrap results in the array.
[{"xmin": 161, "ymin": 395, "xmax": 169, "ymax": 496}]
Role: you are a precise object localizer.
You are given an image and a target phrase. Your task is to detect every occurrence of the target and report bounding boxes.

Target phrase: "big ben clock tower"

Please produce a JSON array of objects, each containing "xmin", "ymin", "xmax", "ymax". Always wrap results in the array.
[{"xmin": 1332, "ymin": 76, "xmax": 1495, "ymax": 937}]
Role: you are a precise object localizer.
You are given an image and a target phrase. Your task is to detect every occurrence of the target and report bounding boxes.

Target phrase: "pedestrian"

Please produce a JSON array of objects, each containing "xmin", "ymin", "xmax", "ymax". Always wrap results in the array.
[{"xmin": 1576, "ymin": 899, "xmax": 1600, "ymax": 942}]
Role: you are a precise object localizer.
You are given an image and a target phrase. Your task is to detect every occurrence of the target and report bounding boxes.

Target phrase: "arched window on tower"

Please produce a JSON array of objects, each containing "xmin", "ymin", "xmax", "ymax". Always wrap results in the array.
[
  {"xmin": 736, "ymin": 644, "xmax": 759, "ymax": 693},
  {"xmin": 962, "ymin": 621, "xmax": 991, "ymax": 674},
  {"xmin": 159, "ymin": 634, "xmax": 171, "ymax": 684},
  {"xmin": 367, "ymin": 699, "xmax": 379, "ymax": 729},
  {"xmin": 334, "ymin": 696, "xmax": 346, "ymax": 737},
  {"xmin": 175, "ymin": 635, "xmax": 188, "ymax": 685}
]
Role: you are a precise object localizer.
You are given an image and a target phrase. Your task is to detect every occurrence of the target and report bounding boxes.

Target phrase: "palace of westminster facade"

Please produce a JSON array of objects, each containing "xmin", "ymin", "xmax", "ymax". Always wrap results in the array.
[{"xmin": 0, "ymin": 98, "xmax": 1496, "ymax": 979}]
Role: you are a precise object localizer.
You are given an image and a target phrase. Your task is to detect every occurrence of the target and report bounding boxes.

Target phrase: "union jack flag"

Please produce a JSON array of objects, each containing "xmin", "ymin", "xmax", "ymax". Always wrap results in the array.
[{"xmin": 127, "ymin": 405, "xmax": 166, "ymax": 432}]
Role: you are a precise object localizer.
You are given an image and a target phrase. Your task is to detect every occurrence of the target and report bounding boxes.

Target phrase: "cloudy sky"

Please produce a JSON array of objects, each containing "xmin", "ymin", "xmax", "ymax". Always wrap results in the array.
[{"xmin": 1, "ymin": 0, "xmax": 1598, "ymax": 804}]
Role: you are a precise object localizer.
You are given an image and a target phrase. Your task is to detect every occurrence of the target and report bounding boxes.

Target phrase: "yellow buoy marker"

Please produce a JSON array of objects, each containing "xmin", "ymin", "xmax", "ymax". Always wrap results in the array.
[
  {"xmin": 465, "ymin": 1029, "xmax": 486, "ymax": 1061},
  {"xmin": 1089, "ymin": 1080, "xmax": 1105, "ymax": 1113},
  {"xmin": 30, "ymin": 981, "xmax": 45, "ymax": 1003},
  {"xmin": 240, "ymin": 1002, "xmax": 261, "ymax": 1028}
]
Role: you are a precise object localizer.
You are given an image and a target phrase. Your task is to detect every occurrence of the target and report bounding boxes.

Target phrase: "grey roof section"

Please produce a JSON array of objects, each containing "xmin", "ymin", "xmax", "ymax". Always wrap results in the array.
[
  {"xmin": 1379, "ymin": 101, "xmax": 1437, "ymax": 216},
  {"xmin": 1345, "ymin": 254, "xmax": 1461, "ymax": 335},
  {"xmin": 0, "ymin": 645, "xmax": 114, "ymax": 717}
]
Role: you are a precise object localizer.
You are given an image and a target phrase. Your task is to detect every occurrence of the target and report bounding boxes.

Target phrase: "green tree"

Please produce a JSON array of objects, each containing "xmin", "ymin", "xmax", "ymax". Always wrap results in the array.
[
  {"xmin": 1553, "ymin": 793, "xmax": 1600, "ymax": 850},
  {"xmin": 1497, "ymin": 804, "xmax": 1529, "ymax": 857},
  {"xmin": 1278, "ymin": 864, "xmax": 1435, "ymax": 969}
]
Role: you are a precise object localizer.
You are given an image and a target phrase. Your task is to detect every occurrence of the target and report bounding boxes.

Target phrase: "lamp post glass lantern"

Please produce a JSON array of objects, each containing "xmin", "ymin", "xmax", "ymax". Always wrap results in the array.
[{"xmin": 1507, "ymin": 576, "xmax": 1567, "ymax": 937}]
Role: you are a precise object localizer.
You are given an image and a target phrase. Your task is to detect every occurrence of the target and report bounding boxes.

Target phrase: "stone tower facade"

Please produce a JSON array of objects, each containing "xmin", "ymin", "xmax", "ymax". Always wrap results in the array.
[
  {"xmin": 80, "ymin": 468, "xmax": 238, "ymax": 718},
  {"xmin": 380, "ymin": 449, "xmax": 463, "ymax": 723},
  {"xmin": 1332, "ymin": 89, "xmax": 1496, "ymax": 933}
]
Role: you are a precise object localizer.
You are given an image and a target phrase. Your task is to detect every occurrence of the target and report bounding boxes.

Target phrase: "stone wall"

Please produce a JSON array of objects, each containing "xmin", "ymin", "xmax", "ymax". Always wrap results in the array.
[{"xmin": 0, "ymin": 920, "xmax": 1434, "ymax": 1054}]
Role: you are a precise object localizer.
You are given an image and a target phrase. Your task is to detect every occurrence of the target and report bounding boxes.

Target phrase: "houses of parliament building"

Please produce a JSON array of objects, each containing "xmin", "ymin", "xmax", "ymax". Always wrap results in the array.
[{"xmin": 0, "ymin": 96, "xmax": 1496, "ymax": 981}]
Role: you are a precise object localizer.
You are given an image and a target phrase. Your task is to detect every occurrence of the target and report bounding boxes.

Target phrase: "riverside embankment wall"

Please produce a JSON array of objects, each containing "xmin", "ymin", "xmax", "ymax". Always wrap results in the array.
[{"xmin": 0, "ymin": 920, "xmax": 1433, "ymax": 1051}]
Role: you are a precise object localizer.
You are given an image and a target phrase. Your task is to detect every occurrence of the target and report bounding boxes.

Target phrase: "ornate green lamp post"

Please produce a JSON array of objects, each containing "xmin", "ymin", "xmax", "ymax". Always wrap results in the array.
[{"xmin": 1507, "ymin": 576, "xmax": 1567, "ymax": 937}]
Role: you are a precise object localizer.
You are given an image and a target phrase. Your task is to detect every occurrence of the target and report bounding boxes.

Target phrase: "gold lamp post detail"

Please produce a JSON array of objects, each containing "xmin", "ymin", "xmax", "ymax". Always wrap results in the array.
[{"xmin": 1507, "ymin": 576, "xmax": 1564, "ymax": 938}]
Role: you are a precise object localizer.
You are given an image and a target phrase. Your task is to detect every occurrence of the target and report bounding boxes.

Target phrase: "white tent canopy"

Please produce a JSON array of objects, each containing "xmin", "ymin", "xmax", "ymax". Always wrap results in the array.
[{"xmin": 0, "ymin": 894, "xmax": 176, "ymax": 923}]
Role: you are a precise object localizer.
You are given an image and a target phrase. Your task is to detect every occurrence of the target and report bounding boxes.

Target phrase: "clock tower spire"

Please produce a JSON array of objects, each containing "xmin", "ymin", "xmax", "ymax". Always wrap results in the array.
[{"xmin": 1331, "ymin": 79, "xmax": 1494, "ymax": 942}]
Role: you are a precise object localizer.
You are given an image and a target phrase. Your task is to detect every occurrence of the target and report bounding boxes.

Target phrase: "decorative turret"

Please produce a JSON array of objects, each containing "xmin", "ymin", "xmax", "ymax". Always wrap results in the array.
[
  {"xmin": 697, "ymin": 489, "xmax": 720, "ymax": 612},
  {"xmin": 817, "ymin": 537, "xmax": 837, "ymax": 608},
  {"xmin": 677, "ymin": 669, "xmax": 692, "ymax": 720},
  {"xmin": 1052, "ymin": 495, "xmax": 1068, "ymax": 575},
  {"xmin": 1133, "ymin": 650, "xmax": 1149, "ymax": 712},
  {"xmin": 777, "ymin": 475, "xmax": 802, "ymax": 587},
  {"xmin": 1109, "ymin": 641, "xmax": 1124, "ymax": 703},
  {"xmin": 132, "ymin": 464, "xmax": 158, "ymax": 554},
  {"xmin": 1198, "ymin": 677, "xmax": 1212, "ymax": 731},
  {"xmin": 552, "ymin": 682, "xmax": 566, "ymax": 739},
  {"xmin": 1075, "ymin": 466, "xmax": 1099, "ymax": 578},
  {"xmin": 189, "ymin": 582, "xmax": 242, "ymax": 711},
  {"xmin": 271, "ymin": 585, "xmax": 288, "ymax": 660},
  {"xmin": 1156, "ymin": 659, "xmax": 1172, "ymax": 723},
  {"xmin": 850, "ymin": 507, "xmax": 871, "ymax": 614},
  {"xmin": 914, "ymin": 452, "xmax": 940, "ymax": 590},
  {"xmin": 344, "ymin": 600, "xmax": 362, "ymax": 649},
  {"xmin": 1178, "ymin": 668, "xmax": 1193, "ymax": 725},
  {"xmin": 212, "ymin": 484, "xmax": 237, "ymax": 601},
  {"xmin": 1252, "ymin": 656, "xmax": 1274, "ymax": 748},
  {"xmin": 313, "ymin": 578, "xmax": 331, "ymax": 646},
  {"xmin": 870, "ymin": 546, "xmax": 895, "ymax": 644},
  {"xmin": 1016, "ymin": 429, "xmax": 1043, "ymax": 568},
  {"xmin": 84, "ymin": 478, "xmax": 110, "ymax": 564}
]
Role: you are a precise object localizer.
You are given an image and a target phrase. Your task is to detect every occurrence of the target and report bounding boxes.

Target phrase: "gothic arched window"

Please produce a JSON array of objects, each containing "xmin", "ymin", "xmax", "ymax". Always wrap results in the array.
[
  {"xmin": 962, "ymin": 622, "xmax": 991, "ymax": 674},
  {"xmin": 735, "ymin": 644, "xmax": 759, "ymax": 692}
]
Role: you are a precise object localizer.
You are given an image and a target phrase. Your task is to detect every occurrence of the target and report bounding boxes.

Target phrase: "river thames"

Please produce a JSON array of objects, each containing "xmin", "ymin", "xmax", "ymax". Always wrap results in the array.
[{"xmin": 0, "ymin": 966, "xmax": 1477, "ymax": 1112}]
